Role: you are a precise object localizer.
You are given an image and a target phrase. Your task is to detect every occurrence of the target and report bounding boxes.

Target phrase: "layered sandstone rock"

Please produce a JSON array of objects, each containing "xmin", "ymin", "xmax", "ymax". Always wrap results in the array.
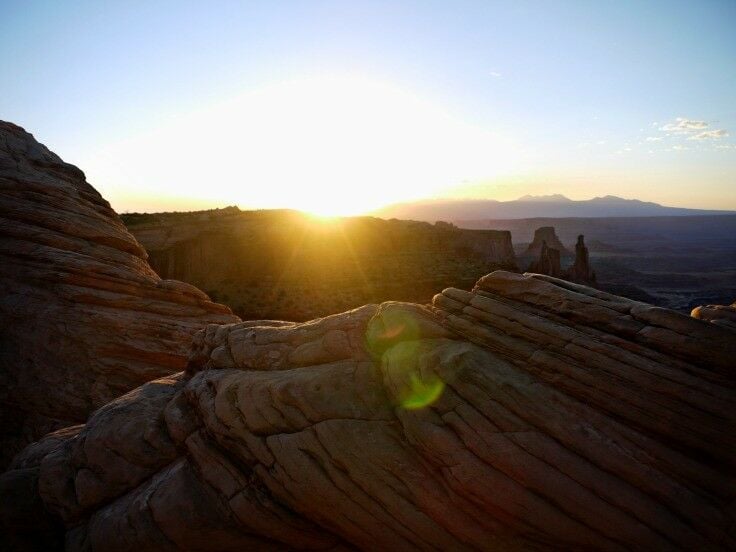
[
  {"xmin": 3, "ymin": 271, "xmax": 734, "ymax": 550},
  {"xmin": 0, "ymin": 121, "xmax": 239, "ymax": 466}
]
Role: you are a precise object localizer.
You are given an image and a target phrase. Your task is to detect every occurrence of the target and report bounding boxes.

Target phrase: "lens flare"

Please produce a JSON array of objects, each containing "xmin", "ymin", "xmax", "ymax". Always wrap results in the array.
[
  {"xmin": 367, "ymin": 311, "xmax": 446, "ymax": 411},
  {"xmin": 401, "ymin": 374, "xmax": 445, "ymax": 410}
]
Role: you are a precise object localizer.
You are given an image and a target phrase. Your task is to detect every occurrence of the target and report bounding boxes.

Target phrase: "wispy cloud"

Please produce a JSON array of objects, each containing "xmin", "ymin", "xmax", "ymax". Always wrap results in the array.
[
  {"xmin": 658, "ymin": 117, "xmax": 728, "ymax": 142},
  {"xmin": 660, "ymin": 118, "xmax": 708, "ymax": 133},
  {"xmin": 688, "ymin": 129, "xmax": 729, "ymax": 140},
  {"xmin": 490, "ymin": 71, "xmax": 502, "ymax": 78},
  {"xmin": 645, "ymin": 136, "xmax": 662, "ymax": 142}
]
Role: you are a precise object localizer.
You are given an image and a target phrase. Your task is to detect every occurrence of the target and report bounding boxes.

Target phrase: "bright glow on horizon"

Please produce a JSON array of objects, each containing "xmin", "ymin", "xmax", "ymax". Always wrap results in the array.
[
  {"xmin": 5, "ymin": 2, "xmax": 736, "ymax": 212},
  {"xmin": 84, "ymin": 76, "xmax": 522, "ymax": 216}
]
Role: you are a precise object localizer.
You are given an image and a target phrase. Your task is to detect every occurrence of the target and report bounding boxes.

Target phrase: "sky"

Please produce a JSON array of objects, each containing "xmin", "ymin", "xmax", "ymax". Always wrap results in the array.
[{"xmin": 1, "ymin": 0, "xmax": 735, "ymax": 215}]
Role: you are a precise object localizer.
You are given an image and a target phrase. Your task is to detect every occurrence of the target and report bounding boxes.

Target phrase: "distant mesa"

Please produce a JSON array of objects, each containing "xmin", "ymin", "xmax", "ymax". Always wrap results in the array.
[{"xmin": 523, "ymin": 226, "xmax": 571, "ymax": 257}]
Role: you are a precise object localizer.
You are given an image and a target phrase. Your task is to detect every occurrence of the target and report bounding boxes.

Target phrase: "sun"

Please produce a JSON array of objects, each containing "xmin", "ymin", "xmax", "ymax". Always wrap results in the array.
[{"xmin": 90, "ymin": 75, "xmax": 520, "ymax": 215}]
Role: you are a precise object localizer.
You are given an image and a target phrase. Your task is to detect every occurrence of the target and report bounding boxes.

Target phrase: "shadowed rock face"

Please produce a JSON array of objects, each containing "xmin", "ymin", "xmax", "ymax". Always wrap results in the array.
[
  {"xmin": 523, "ymin": 226, "xmax": 570, "ymax": 257},
  {"xmin": 3, "ymin": 271, "xmax": 734, "ymax": 551},
  {"xmin": 527, "ymin": 240, "xmax": 562, "ymax": 277},
  {"xmin": 528, "ymin": 235, "xmax": 596, "ymax": 286},
  {"xmin": 567, "ymin": 234, "xmax": 596, "ymax": 284},
  {"xmin": 0, "ymin": 121, "xmax": 240, "ymax": 466}
]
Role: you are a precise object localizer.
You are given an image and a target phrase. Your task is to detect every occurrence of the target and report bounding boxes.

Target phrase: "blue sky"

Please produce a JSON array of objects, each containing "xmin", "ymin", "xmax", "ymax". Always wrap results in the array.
[{"xmin": 2, "ymin": 0, "xmax": 735, "ymax": 213}]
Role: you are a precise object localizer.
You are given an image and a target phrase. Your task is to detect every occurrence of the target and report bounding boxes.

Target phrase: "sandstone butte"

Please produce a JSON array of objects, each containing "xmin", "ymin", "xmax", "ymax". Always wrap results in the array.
[
  {"xmin": 1, "ymin": 122, "xmax": 735, "ymax": 551},
  {"xmin": 0, "ymin": 121, "xmax": 240, "ymax": 467},
  {"xmin": 522, "ymin": 226, "xmax": 571, "ymax": 258}
]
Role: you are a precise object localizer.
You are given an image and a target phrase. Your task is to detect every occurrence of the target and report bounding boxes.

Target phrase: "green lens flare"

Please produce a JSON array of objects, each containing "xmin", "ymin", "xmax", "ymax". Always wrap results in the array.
[
  {"xmin": 367, "ymin": 307, "xmax": 445, "ymax": 410},
  {"xmin": 401, "ymin": 374, "xmax": 445, "ymax": 410}
]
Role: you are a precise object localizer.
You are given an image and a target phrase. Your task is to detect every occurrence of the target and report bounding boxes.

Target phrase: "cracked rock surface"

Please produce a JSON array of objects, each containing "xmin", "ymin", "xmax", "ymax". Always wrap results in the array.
[
  {"xmin": 0, "ymin": 121, "xmax": 239, "ymax": 466},
  {"xmin": 3, "ymin": 270, "xmax": 734, "ymax": 551}
]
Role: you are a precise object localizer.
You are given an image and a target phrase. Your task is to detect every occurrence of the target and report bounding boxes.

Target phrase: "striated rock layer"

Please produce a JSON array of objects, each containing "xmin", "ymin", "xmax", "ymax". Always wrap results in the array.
[
  {"xmin": 0, "ymin": 121, "xmax": 239, "ymax": 466},
  {"xmin": 3, "ymin": 271, "xmax": 734, "ymax": 550}
]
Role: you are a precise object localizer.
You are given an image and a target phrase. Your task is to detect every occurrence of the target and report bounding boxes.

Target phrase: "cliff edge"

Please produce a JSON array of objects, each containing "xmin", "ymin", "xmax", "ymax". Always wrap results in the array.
[
  {"xmin": 0, "ymin": 121, "xmax": 240, "ymax": 466},
  {"xmin": 124, "ymin": 209, "xmax": 518, "ymax": 321}
]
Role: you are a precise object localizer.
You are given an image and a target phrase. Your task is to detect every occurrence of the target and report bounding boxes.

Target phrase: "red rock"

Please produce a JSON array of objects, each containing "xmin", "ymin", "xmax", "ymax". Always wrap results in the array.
[
  {"xmin": 3, "ymin": 271, "xmax": 734, "ymax": 550},
  {"xmin": 0, "ymin": 121, "xmax": 240, "ymax": 466}
]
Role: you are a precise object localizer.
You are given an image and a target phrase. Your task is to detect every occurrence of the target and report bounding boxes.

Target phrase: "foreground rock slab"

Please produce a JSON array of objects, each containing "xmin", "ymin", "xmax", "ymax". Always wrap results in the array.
[
  {"xmin": 692, "ymin": 301, "xmax": 736, "ymax": 331},
  {"xmin": 3, "ymin": 271, "xmax": 734, "ymax": 551},
  {"xmin": 0, "ymin": 121, "xmax": 239, "ymax": 465}
]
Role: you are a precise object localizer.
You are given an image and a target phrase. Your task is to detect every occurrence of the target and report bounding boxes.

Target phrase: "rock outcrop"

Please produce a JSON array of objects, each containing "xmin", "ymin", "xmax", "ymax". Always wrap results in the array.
[
  {"xmin": 3, "ymin": 271, "xmax": 734, "ymax": 551},
  {"xmin": 527, "ymin": 234, "xmax": 596, "ymax": 287},
  {"xmin": 567, "ymin": 234, "xmax": 596, "ymax": 284},
  {"xmin": 0, "ymin": 121, "xmax": 239, "ymax": 466},
  {"xmin": 692, "ymin": 301, "xmax": 736, "ymax": 331},
  {"xmin": 522, "ymin": 226, "xmax": 570, "ymax": 257},
  {"xmin": 526, "ymin": 240, "xmax": 562, "ymax": 277},
  {"xmin": 124, "ymin": 208, "xmax": 518, "ymax": 321}
]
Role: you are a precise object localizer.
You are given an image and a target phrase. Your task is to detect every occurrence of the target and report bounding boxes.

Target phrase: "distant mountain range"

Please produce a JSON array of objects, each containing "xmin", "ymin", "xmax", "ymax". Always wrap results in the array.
[{"xmin": 373, "ymin": 195, "xmax": 736, "ymax": 221}]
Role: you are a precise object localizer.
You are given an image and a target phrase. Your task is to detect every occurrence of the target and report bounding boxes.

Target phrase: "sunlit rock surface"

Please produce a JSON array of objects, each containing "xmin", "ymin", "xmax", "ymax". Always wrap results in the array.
[
  {"xmin": 0, "ymin": 121, "xmax": 239, "ymax": 466},
  {"xmin": 692, "ymin": 301, "xmax": 736, "ymax": 331},
  {"xmin": 3, "ymin": 271, "xmax": 734, "ymax": 551},
  {"xmin": 124, "ymin": 208, "xmax": 518, "ymax": 322}
]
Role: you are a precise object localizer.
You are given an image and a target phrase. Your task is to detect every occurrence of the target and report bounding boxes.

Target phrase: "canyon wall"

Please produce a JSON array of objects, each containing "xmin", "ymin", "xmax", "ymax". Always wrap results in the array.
[
  {"xmin": 0, "ymin": 122, "xmax": 239, "ymax": 466},
  {"xmin": 126, "ymin": 210, "xmax": 518, "ymax": 321}
]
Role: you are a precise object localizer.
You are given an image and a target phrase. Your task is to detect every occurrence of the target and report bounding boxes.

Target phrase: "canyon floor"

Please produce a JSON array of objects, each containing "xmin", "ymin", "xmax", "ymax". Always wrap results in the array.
[
  {"xmin": 466, "ymin": 215, "xmax": 736, "ymax": 313},
  {"xmin": 122, "ymin": 208, "xmax": 736, "ymax": 320}
]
